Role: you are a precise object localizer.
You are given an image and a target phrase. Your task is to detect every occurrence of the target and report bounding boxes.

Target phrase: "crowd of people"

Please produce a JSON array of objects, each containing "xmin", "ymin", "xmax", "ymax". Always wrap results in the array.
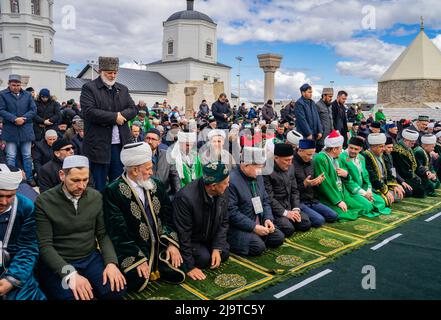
[{"xmin": 1, "ymin": 56, "xmax": 440, "ymax": 300}]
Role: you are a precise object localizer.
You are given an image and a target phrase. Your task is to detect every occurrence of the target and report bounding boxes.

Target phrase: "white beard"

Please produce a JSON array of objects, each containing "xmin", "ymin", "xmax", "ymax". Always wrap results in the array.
[
  {"xmin": 136, "ymin": 177, "xmax": 155, "ymax": 191},
  {"xmin": 101, "ymin": 75, "xmax": 116, "ymax": 87}
]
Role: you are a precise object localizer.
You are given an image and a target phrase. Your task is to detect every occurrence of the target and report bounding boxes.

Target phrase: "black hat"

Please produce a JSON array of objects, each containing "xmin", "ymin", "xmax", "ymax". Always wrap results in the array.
[
  {"xmin": 349, "ymin": 136, "xmax": 364, "ymax": 147},
  {"xmin": 274, "ymin": 143, "xmax": 294, "ymax": 157},
  {"xmin": 52, "ymin": 139, "xmax": 73, "ymax": 152},
  {"xmin": 299, "ymin": 139, "xmax": 316, "ymax": 150},
  {"xmin": 385, "ymin": 137, "xmax": 394, "ymax": 145},
  {"xmin": 371, "ymin": 122, "xmax": 381, "ymax": 129},
  {"xmin": 147, "ymin": 128, "xmax": 161, "ymax": 138}
]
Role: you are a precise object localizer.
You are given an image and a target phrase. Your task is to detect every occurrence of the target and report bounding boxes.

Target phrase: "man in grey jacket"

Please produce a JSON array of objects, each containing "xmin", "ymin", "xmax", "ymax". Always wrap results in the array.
[
  {"xmin": 145, "ymin": 128, "xmax": 180, "ymax": 196},
  {"xmin": 315, "ymin": 88, "xmax": 334, "ymax": 151}
]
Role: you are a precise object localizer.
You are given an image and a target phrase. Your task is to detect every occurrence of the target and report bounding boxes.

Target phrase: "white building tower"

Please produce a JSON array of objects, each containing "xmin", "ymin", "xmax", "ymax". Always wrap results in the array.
[{"xmin": 0, "ymin": 0, "xmax": 67, "ymax": 96}]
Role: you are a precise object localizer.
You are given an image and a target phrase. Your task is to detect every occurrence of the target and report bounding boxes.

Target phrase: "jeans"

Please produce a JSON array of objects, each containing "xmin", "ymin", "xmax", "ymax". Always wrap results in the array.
[
  {"xmin": 6, "ymin": 141, "xmax": 32, "ymax": 182},
  {"xmin": 300, "ymin": 202, "xmax": 338, "ymax": 227},
  {"xmin": 90, "ymin": 144, "xmax": 123, "ymax": 192}
]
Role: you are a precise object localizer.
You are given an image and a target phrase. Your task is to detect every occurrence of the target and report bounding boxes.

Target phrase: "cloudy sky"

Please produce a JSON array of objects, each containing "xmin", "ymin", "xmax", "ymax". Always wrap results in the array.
[{"xmin": 53, "ymin": 0, "xmax": 441, "ymax": 103}]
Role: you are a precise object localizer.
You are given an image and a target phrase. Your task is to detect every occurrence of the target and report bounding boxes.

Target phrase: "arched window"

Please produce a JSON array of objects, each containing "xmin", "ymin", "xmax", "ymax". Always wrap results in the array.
[
  {"xmin": 10, "ymin": 0, "xmax": 20, "ymax": 13},
  {"xmin": 31, "ymin": 0, "xmax": 41, "ymax": 15}
]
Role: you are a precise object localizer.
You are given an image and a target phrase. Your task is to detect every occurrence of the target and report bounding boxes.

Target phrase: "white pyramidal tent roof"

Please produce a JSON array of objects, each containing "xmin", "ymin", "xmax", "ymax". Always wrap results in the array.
[{"xmin": 379, "ymin": 26, "xmax": 441, "ymax": 82}]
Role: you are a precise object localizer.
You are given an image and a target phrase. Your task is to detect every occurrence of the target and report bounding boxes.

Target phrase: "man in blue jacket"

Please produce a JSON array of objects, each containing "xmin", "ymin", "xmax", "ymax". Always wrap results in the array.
[
  {"xmin": 0, "ymin": 164, "xmax": 45, "ymax": 300},
  {"xmin": 294, "ymin": 84, "xmax": 323, "ymax": 144},
  {"xmin": 0, "ymin": 75, "xmax": 37, "ymax": 186}
]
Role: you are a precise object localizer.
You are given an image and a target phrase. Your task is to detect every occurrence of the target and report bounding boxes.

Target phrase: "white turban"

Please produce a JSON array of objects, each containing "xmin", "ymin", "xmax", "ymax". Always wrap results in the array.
[
  {"xmin": 177, "ymin": 131, "xmax": 197, "ymax": 143},
  {"xmin": 402, "ymin": 129, "xmax": 419, "ymax": 142},
  {"xmin": 286, "ymin": 130, "xmax": 303, "ymax": 146},
  {"xmin": 208, "ymin": 129, "xmax": 226, "ymax": 141},
  {"xmin": 421, "ymin": 134, "xmax": 437, "ymax": 145},
  {"xmin": 120, "ymin": 142, "xmax": 152, "ymax": 167},
  {"xmin": 0, "ymin": 164, "xmax": 23, "ymax": 191},
  {"xmin": 368, "ymin": 133, "xmax": 386, "ymax": 145},
  {"xmin": 436, "ymin": 131, "xmax": 441, "ymax": 139}
]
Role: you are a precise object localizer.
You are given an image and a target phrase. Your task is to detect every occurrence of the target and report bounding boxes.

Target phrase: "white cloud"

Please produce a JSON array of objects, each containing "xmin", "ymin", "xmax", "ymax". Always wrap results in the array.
[{"xmin": 433, "ymin": 34, "xmax": 441, "ymax": 51}]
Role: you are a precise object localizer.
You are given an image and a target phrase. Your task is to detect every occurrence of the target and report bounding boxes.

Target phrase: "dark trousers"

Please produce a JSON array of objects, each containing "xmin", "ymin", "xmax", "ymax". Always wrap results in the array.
[
  {"xmin": 248, "ymin": 229, "xmax": 285, "ymax": 256},
  {"xmin": 192, "ymin": 243, "xmax": 230, "ymax": 269},
  {"xmin": 300, "ymin": 202, "xmax": 338, "ymax": 227},
  {"xmin": 90, "ymin": 144, "xmax": 124, "ymax": 192},
  {"xmin": 274, "ymin": 213, "xmax": 312, "ymax": 237},
  {"xmin": 38, "ymin": 251, "xmax": 126, "ymax": 300}
]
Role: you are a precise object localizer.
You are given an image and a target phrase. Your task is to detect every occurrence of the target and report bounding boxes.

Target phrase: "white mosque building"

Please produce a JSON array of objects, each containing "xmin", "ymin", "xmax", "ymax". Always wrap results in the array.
[{"xmin": 0, "ymin": 0, "xmax": 234, "ymax": 109}]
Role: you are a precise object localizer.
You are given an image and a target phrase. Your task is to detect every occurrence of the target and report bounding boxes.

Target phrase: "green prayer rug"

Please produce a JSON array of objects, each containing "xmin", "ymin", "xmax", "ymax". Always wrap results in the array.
[
  {"xmin": 400, "ymin": 197, "xmax": 441, "ymax": 207},
  {"xmin": 360, "ymin": 211, "xmax": 413, "ymax": 226},
  {"xmin": 232, "ymin": 243, "xmax": 326, "ymax": 275},
  {"xmin": 181, "ymin": 257, "xmax": 273, "ymax": 300},
  {"xmin": 391, "ymin": 201, "xmax": 428, "ymax": 214},
  {"xmin": 323, "ymin": 219, "xmax": 393, "ymax": 239},
  {"xmin": 124, "ymin": 281, "xmax": 202, "ymax": 300},
  {"xmin": 286, "ymin": 227, "xmax": 364, "ymax": 256}
]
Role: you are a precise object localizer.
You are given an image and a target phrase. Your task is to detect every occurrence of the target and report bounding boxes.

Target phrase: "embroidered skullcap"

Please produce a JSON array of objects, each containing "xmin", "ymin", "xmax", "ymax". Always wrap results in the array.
[{"xmin": 202, "ymin": 162, "xmax": 229, "ymax": 185}]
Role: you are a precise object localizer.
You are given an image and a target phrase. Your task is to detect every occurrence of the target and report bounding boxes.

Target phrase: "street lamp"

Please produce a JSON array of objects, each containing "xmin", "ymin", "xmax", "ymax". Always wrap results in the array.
[{"xmin": 236, "ymin": 56, "xmax": 243, "ymax": 104}]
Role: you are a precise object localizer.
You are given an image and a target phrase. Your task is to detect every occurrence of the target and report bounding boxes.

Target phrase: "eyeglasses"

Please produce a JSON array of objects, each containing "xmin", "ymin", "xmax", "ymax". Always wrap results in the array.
[{"xmin": 60, "ymin": 146, "xmax": 75, "ymax": 152}]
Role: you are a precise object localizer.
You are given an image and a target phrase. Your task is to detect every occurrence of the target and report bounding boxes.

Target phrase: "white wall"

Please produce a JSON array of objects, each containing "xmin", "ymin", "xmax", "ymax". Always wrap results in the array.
[
  {"xmin": 0, "ymin": 60, "xmax": 67, "ymax": 99},
  {"xmin": 163, "ymin": 20, "xmax": 217, "ymax": 64},
  {"xmin": 0, "ymin": 1, "xmax": 54, "ymax": 62}
]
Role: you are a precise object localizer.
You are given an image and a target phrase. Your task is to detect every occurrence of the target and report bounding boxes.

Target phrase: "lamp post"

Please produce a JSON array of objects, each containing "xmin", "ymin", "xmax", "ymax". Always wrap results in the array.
[{"xmin": 236, "ymin": 56, "xmax": 243, "ymax": 104}]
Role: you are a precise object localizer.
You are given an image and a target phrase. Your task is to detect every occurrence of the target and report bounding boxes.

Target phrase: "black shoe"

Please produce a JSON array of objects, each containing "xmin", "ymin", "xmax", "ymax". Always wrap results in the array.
[{"xmin": 28, "ymin": 180, "xmax": 37, "ymax": 188}]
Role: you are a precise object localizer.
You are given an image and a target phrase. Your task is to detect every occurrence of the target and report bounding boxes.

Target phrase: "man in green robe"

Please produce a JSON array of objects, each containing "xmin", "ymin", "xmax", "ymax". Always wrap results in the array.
[
  {"xmin": 168, "ymin": 131, "xmax": 203, "ymax": 188},
  {"xmin": 128, "ymin": 110, "xmax": 151, "ymax": 134},
  {"xmin": 375, "ymin": 108, "xmax": 386, "ymax": 123},
  {"xmin": 103, "ymin": 142, "xmax": 185, "ymax": 293},
  {"xmin": 414, "ymin": 134, "xmax": 440, "ymax": 196},
  {"xmin": 313, "ymin": 130, "xmax": 369, "ymax": 221},
  {"xmin": 340, "ymin": 136, "xmax": 390, "ymax": 216},
  {"xmin": 363, "ymin": 134, "xmax": 407, "ymax": 206},
  {"xmin": 391, "ymin": 129, "xmax": 427, "ymax": 198}
]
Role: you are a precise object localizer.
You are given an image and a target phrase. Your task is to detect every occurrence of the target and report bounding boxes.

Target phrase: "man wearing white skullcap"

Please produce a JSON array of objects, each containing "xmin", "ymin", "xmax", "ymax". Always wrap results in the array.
[
  {"xmin": 35, "ymin": 156, "xmax": 126, "ymax": 300},
  {"xmin": 0, "ymin": 164, "xmax": 45, "ymax": 300},
  {"xmin": 168, "ymin": 131, "xmax": 202, "ymax": 188},
  {"xmin": 32, "ymin": 129, "xmax": 58, "ymax": 178},
  {"xmin": 413, "ymin": 134, "xmax": 440, "ymax": 195},
  {"xmin": 102, "ymin": 142, "xmax": 185, "ymax": 292},
  {"xmin": 391, "ymin": 129, "xmax": 428, "ymax": 198},
  {"xmin": 313, "ymin": 130, "xmax": 369, "ymax": 221},
  {"xmin": 227, "ymin": 146, "xmax": 285, "ymax": 256}
]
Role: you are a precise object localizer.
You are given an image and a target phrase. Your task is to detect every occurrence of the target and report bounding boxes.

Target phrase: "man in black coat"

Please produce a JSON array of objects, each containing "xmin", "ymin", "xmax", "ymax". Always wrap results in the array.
[
  {"xmin": 80, "ymin": 56, "xmax": 138, "ymax": 192},
  {"xmin": 211, "ymin": 93, "xmax": 231, "ymax": 129},
  {"xmin": 292, "ymin": 139, "xmax": 338, "ymax": 227},
  {"xmin": 38, "ymin": 139, "xmax": 74, "ymax": 193},
  {"xmin": 332, "ymin": 91, "xmax": 349, "ymax": 148},
  {"xmin": 145, "ymin": 128, "xmax": 180, "ymax": 196},
  {"xmin": 33, "ymin": 89, "xmax": 61, "ymax": 141},
  {"xmin": 32, "ymin": 129, "xmax": 58, "ymax": 180},
  {"xmin": 264, "ymin": 144, "xmax": 311, "ymax": 237},
  {"xmin": 173, "ymin": 162, "xmax": 230, "ymax": 281}
]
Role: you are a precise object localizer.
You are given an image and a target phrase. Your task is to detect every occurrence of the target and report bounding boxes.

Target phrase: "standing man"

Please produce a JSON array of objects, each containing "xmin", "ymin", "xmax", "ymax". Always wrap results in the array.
[
  {"xmin": 0, "ymin": 165, "xmax": 46, "ymax": 300},
  {"xmin": 0, "ymin": 74, "xmax": 37, "ymax": 186},
  {"xmin": 33, "ymin": 88, "xmax": 61, "ymax": 141},
  {"xmin": 262, "ymin": 100, "xmax": 276, "ymax": 124},
  {"xmin": 173, "ymin": 162, "xmax": 230, "ymax": 281},
  {"xmin": 332, "ymin": 91, "xmax": 349, "ymax": 148},
  {"xmin": 211, "ymin": 93, "xmax": 231, "ymax": 129},
  {"xmin": 80, "ymin": 56, "xmax": 138, "ymax": 192},
  {"xmin": 315, "ymin": 88, "xmax": 334, "ymax": 151},
  {"xmin": 294, "ymin": 84, "xmax": 323, "ymax": 142}
]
